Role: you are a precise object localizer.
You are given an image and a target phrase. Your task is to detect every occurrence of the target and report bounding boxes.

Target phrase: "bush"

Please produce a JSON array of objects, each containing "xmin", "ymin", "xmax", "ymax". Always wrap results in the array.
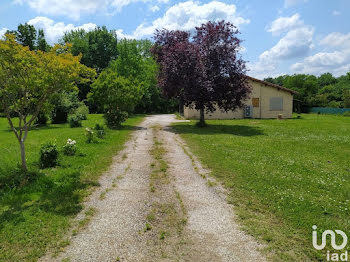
[
  {"xmin": 85, "ymin": 127, "xmax": 96, "ymax": 143},
  {"xmin": 75, "ymin": 104, "xmax": 89, "ymax": 120},
  {"xmin": 94, "ymin": 123, "xmax": 105, "ymax": 138},
  {"xmin": 35, "ymin": 112, "xmax": 49, "ymax": 126},
  {"xmin": 51, "ymin": 91, "xmax": 81, "ymax": 124},
  {"xmin": 344, "ymin": 111, "xmax": 350, "ymax": 117},
  {"xmin": 68, "ymin": 114, "xmax": 82, "ymax": 128},
  {"xmin": 63, "ymin": 139, "xmax": 77, "ymax": 156},
  {"xmin": 104, "ymin": 109, "xmax": 128, "ymax": 129},
  {"xmin": 52, "ymin": 108, "xmax": 68, "ymax": 124},
  {"xmin": 39, "ymin": 141, "xmax": 59, "ymax": 168}
]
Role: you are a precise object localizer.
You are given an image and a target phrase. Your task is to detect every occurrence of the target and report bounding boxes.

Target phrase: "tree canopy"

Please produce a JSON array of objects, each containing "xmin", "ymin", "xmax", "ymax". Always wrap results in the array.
[
  {"xmin": 0, "ymin": 34, "xmax": 95, "ymax": 171},
  {"xmin": 6, "ymin": 23, "xmax": 49, "ymax": 51},
  {"xmin": 62, "ymin": 26, "xmax": 118, "ymax": 73},
  {"xmin": 88, "ymin": 70, "xmax": 142, "ymax": 128}
]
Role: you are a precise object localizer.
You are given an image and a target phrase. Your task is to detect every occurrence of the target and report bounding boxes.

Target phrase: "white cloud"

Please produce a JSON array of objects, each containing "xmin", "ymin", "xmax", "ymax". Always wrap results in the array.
[
  {"xmin": 0, "ymin": 28, "xmax": 8, "ymax": 39},
  {"xmin": 150, "ymin": 5, "xmax": 160, "ymax": 12},
  {"xmin": 284, "ymin": 0, "xmax": 307, "ymax": 8},
  {"xmin": 28, "ymin": 16, "xmax": 96, "ymax": 44},
  {"xmin": 319, "ymin": 32, "xmax": 350, "ymax": 49},
  {"xmin": 115, "ymin": 29, "xmax": 134, "ymax": 39},
  {"xmin": 332, "ymin": 10, "xmax": 341, "ymax": 16},
  {"xmin": 267, "ymin": 13, "xmax": 303, "ymax": 35},
  {"xmin": 291, "ymin": 32, "xmax": 350, "ymax": 76},
  {"xmin": 116, "ymin": 1, "xmax": 249, "ymax": 39},
  {"xmin": 261, "ymin": 27, "xmax": 314, "ymax": 61},
  {"xmin": 291, "ymin": 51, "xmax": 350, "ymax": 76},
  {"xmin": 249, "ymin": 14, "xmax": 314, "ymax": 78},
  {"xmin": 14, "ymin": 0, "xmax": 147, "ymax": 20}
]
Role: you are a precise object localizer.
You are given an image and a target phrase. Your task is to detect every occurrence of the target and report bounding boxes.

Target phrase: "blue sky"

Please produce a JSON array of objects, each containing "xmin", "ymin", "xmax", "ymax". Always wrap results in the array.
[{"xmin": 1, "ymin": 0, "xmax": 349, "ymax": 79}]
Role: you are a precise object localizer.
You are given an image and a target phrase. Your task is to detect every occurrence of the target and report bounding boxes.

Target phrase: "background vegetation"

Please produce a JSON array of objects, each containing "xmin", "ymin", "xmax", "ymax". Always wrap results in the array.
[{"xmin": 265, "ymin": 73, "xmax": 350, "ymax": 111}]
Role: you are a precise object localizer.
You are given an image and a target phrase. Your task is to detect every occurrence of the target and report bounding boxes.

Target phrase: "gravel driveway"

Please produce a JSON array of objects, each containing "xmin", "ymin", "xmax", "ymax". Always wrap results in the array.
[{"xmin": 43, "ymin": 114, "xmax": 265, "ymax": 262}]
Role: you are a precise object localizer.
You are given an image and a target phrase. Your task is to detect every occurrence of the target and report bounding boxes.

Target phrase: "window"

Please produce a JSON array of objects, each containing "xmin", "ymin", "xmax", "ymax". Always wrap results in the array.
[
  {"xmin": 270, "ymin": 97, "xmax": 283, "ymax": 111},
  {"xmin": 252, "ymin": 98, "xmax": 259, "ymax": 107}
]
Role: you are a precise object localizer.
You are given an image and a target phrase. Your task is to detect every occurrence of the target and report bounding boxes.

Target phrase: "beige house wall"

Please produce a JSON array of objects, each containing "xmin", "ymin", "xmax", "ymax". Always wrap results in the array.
[{"xmin": 183, "ymin": 78, "xmax": 294, "ymax": 119}]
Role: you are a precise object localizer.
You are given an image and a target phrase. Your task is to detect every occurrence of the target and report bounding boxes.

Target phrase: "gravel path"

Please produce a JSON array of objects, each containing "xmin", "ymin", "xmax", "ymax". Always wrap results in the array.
[{"xmin": 43, "ymin": 114, "xmax": 265, "ymax": 262}]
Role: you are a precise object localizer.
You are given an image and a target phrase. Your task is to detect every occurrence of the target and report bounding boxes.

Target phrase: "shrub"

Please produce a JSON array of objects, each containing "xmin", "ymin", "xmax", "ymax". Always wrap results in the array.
[
  {"xmin": 104, "ymin": 109, "xmax": 128, "ymax": 129},
  {"xmin": 68, "ymin": 114, "xmax": 82, "ymax": 128},
  {"xmin": 35, "ymin": 112, "xmax": 49, "ymax": 126},
  {"xmin": 94, "ymin": 123, "xmax": 105, "ymax": 138},
  {"xmin": 63, "ymin": 139, "xmax": 77, "ymax": 156},
  {"xmin": 85, "ymin": 127, "xmax": 95, "ymax": 143},
  {"xmin": 51, "ymin": 91, "xmax": 81, "ymax": 124},
  {"xmin": 75, "ymin": 104, "xmax": 89, "ymax": 120},
  {"xmin": 344, "ymin": 111, "xmax": 350, "ymax": 117},
  {"xmin": 39, "ymin": 141, "xmax": 59, "ymax": 168}
]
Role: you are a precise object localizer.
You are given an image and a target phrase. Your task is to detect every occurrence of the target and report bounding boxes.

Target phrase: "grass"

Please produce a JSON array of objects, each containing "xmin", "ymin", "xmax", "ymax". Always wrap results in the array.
[
  {"xmin": 172, "ymin": 113, "xmax": 350, "ymax": 261},
  {"xmin": 144, "ymin": 126, "xmax": 187, "ymax": 259},
  {"xmin": 0, "ymin": 114, "xmax": 143, "ymax": 261}
]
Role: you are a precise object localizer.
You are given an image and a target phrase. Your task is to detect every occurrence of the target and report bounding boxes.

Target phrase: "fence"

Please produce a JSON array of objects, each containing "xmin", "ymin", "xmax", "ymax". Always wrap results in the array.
[{"xmin": 309, "ymin": 107, "xmax": 350, "ymax": 114}]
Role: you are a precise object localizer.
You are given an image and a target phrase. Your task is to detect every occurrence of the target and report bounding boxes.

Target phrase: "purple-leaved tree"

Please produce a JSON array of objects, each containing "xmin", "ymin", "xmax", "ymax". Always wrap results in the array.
[{"xmin": 152, "ymin": 20, "xmax": 251, "ymax": 126}]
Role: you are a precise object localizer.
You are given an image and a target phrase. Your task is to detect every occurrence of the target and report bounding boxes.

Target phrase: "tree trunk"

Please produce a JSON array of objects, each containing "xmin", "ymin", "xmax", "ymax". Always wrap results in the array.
[
  {"xmin": 199, "ymin": 107, "xmax": 206, "ymax": 127},
  {"xmin": 19, "ymin": 140, "xmax": 27, "ymax": 172}
]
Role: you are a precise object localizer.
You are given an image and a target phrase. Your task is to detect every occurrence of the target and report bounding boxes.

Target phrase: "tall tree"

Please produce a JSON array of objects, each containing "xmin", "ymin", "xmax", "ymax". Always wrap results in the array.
[
  {"xmin": 0, "ymin": 34, "xmax": 95, "ymax": 171},
  {"xmin": 6, "ymin": 23, "xmax": 50, "ymax": 51},
  {"xmin": 62, "ymin": 26, "xmax": 118, "ymax": 101},
  {"xmin": 62, "ymin": 26, "xmax": 118, "ymax": 73},
  {"xmin": 37, "ymin": 29, "xmax": 49, "ymax": 51},
  {"xmin": 7, "ymin": 23, "xmax": 37, "ymax": 50},
  {"xmin": 152, "ymin": 21, "xmax": 250, "ymax": 126}
]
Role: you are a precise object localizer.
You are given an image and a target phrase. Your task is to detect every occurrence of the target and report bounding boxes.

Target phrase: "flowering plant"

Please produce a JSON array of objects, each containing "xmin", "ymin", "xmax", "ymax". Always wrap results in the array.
[
  {"xmin": 85, "ymin": 128, "xmax": 95, "ymax": 143},
  {"xmin": 63, "ymin": 138, "xmax": 77, "ymax": 155}
]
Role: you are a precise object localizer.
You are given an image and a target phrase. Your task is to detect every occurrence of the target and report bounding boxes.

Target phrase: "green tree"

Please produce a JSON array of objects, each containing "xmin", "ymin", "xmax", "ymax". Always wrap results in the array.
[
  {"xmin": 318, "ymin": 73, "xmax": 337, "ymax": 87},
  {"xmin": 0, "ymin": 35, "xmax": 95, "ymax": 171},
  {"xmin": 6, "ymin": 23, "xmax": 50, "ymax": 51},
  {"xmin": 88, "ymin": 70, "xmax": 142, "ymax": 128},
  {"xmin": 16, "ymin": 23, "xmax": 37, "ymax": 50},
  {"xmin": 343, "ymin": 90, "xmax": 350, "ymax": 108},
  {"xmin": 110, "ymin": 39, "xmax": 177, "ymax": 113},
  {"xmin": 62, "ymin": 26, "xmax": 118, "ymax": 73},
  {"xmin": 37, "ymin": 29, "xmax": 49, "ymax": 51},
  {"xmin": 62, "ymin": 27, "xmax": 118, "ymax": 101}
]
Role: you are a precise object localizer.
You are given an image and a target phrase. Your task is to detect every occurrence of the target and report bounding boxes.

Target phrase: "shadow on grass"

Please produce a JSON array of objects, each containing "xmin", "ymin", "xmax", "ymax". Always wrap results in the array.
[
  {"xmin": 1, "ymin": 124, "xmax": 61, "ymax": 133},
  {"xmin": 0, "ymin": 169, "xmax": 84, "ymax": 231},
  {"xmin": 170, "ymin": 124, "xmax": 265, "ymax": 136}
]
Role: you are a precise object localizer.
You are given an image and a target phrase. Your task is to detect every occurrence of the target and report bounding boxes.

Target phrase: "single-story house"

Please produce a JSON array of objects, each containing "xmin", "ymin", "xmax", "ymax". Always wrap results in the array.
[{"xmin": 183, "ymin": 76, "xmax": 297, "ymax": 119}]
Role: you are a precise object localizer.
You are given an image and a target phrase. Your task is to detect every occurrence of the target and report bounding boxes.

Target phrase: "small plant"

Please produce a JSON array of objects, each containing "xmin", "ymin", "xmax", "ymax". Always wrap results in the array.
[
  {"xmin": 144, "ymin": 223, "xmax": 152, "ymax": 232},
  {"xmin": 104, "ymin": 109, "xmax": 128, "ymax": 129},
  {"xmin": 74, "ymin": 104, "xmax": 89, "ymax": 120},
  {"xmin": 68, "ymin": 114, "xmax": 82, "ymax": 128},
  {"xmin": 63, "ymin": 139, "xmax": 77, "ymax": 156},
  {"xmin": 85, "ymin": 127, "xmax": 95, "ymax": 143},
  {"xmin": 94, "ymin": 123, "xmax": 105, "ymax": 138},
  {"xmin": 159, "ymin": 231, "xmax": 166, "ymax": 240},
  {"xmin": 343, "ymin": 111, "xmax": 350, "ymax": 117},
  {"xmin": 39, "ymin": 141, "xmax": 59, "ymax": 168}
]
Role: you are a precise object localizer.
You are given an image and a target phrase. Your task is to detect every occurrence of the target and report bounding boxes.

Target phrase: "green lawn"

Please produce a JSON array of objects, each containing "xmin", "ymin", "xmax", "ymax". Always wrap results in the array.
[
  {"xmin": 173, "ymin": 114, "xmax": 350, "ymax": 261},
  {"xmin": 0, "ymin": 114, "xmax": 143, "ymax": 261}
]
